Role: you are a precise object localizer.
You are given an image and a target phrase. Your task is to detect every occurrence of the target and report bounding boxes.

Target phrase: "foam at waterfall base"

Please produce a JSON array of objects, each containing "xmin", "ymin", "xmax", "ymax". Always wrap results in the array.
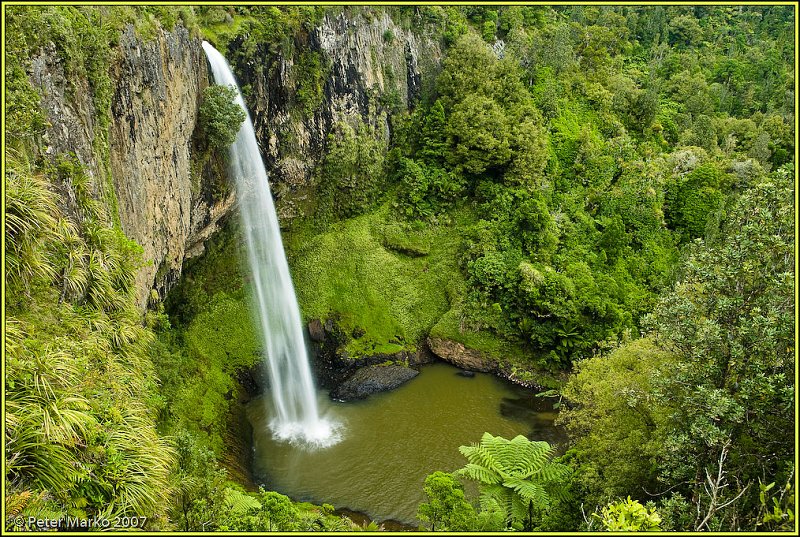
[{"xmin": 268, "ymin": 417, "xmax": 344, "ymax": 449}]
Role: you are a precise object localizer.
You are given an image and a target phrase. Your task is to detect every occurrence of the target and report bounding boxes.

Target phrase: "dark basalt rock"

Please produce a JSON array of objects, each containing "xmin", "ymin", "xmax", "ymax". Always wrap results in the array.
[
  {"xmin": 457, "ymin": 370, "xmax": 475, "ymax": 378},
  {"xmin": 352, "ymin": 327, "xmax": 366, "ymax": 339},
  {"xmin": 236, "ymin": 364, "xmax": 264, "ymax": 399},
  {"xmin": 308, "ymin": 318, "xmax": 326, "ymax": 342},
  {"xmin": 310, "ymin": 316, "xmax": 436, "ymax": 390},
  {"xmin": 330, "ymin": 365, "xmax": 418, "ymax": 401}
]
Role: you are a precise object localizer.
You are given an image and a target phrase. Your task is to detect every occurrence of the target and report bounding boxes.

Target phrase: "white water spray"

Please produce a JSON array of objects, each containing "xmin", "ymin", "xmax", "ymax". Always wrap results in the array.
[{"xmin": 202, "ymin": 42, "xmax": 340, "ymax": 448}]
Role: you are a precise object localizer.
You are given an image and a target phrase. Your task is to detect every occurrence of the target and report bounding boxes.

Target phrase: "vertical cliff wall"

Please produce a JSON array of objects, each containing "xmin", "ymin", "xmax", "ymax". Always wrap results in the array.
[
  {"xmin": 108, "ymin": 26, "xmax": 234, "ymax": 307},
  {"xmin": 227, "ymin": 8, "xmax": 443, "ymax": 221},
  {"xmin": 28, "ymin": 23, "xmax": 235, "ymax": 310},
  {"xmin": 24, "ymin": 8, "xmax": 443, "ymax": 308}
]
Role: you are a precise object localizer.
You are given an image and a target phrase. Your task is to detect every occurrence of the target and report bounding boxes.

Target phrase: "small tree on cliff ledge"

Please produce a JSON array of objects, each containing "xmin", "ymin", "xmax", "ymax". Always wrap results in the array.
[{"xmin": 199, "ymin": 84, "xmax": 246, "ymax": 151}]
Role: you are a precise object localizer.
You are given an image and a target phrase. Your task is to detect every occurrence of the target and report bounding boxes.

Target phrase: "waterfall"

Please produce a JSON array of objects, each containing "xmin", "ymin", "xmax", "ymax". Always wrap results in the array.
[{"xmin": 202, "ymin": 42, "xmax": 339, "ymax": 447}]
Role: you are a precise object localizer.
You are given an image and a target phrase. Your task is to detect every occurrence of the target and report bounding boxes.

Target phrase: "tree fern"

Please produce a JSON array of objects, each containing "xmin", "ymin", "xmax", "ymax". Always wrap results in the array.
[
  {"xmin": 458, "ymin": 463, "xmax": 503, "ymax": 485},
  {"xmin": 223, "ymin": 487, "xmax": 262, "ymax": 515},
  {"xmin": 504, "ymin": 478, "xmax": 547, "ymax": 507},
  {"xmin": 457, "ymin": 433, "xmax": 571, "ymax": 531},
  {"xmin": 459, "ymin": 442, "xmax": 501, "ymax": 475}
]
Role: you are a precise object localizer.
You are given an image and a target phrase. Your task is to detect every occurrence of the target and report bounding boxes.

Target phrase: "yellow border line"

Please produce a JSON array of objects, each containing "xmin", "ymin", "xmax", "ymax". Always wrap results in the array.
[{"xmin": 1, "ymin": 2, "xmax": 798, "ymax": 536}]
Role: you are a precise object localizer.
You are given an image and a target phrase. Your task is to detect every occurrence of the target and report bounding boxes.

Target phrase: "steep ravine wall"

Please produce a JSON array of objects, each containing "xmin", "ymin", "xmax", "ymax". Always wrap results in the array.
[
  {"xmin": 28, "ymin": 10, "xmax": 443, "ymax": 309},
  {"xmin": 228, "ymin": 9, "xmax": 443, "ymax": 221},
  {"xmin": 108, "ymin": 26, "xmax": 234, "ymax": 308},
  {"xmin": 29, "ymin": 24, "xmax": 234, "ymax": 310}
]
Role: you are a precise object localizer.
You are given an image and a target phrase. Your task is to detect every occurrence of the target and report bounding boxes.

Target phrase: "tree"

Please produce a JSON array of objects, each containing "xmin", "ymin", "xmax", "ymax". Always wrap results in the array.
[
  {"xmin": 457, "ymin": 433, "xmax": 571, "ymax": 531},
  {"xmin": 436, "ymin": 33, "xmax": 497, "ymax": 107},
  {"xmin": 505, "ymin": 117, "xmax": 550, "ymax": 186},
  {"xmin": 559, "ymin": 338, "xmax": 674, "ymax": 505},
  {"xmin": 446, "ymin": 94, "xmax": 512, "ymax": 176},
  {"xmin": 594, "ymin": 497, "xmax": 662, "ymax": 531},
  {"xmin": 417, "ymin": 472, "xmax": 477, "ymax": 531},
  {"xmin": 198, "ymin": 84, "xmax": 246, "ymax": 151},
  {"xmin": 667, "ymin": 14, "xmax": 702, "ymax": 48},
  {"xmin": 664, "ymin": 163, "xmax": 724, "ymax": 242},
  {"xmin": 258, "ymin": 490, "xmax": 299, "ymax": 531},
  {"xmin": 417, "ymin": 99, "xmax": 448, "ymax": 166},
  {"xmin": 647, "ymin": 167, "xmax": 794, "ymax": 529}
]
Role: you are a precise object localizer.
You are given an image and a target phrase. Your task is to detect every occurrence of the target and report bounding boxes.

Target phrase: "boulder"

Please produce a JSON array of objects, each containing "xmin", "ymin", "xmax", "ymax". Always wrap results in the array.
[
  {"xmin": 427, "ymin": 337, "xmax": 496, "ymax": 373},
  {"xmin": 308, "ymin": 318, "xmax": 326, "ymax": 342},
  {"xmin": 330, "ymin": 365, "xmax": 418, "ymax": 401}
]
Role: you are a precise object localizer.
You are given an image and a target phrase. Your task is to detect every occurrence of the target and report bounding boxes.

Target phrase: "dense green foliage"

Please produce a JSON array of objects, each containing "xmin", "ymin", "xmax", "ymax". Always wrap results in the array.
[
  {"xmin": 5, "ymin": 4, "xmax": 794, "ymax": 533},
  {"xmin": 559, "ymin": 338, "xmax": 673, "ymax": 505},
  {"xmin": 593, "ymin": 497, "xmax": 662, "ymax": 531},
  {"xmin": 456, "ymin": 433, "xmax": 571, "ymax": 531},
  {"xmin": 198, "ymin": 85, "xmax": 246, "ymax": 151},
  {"xmin": 418, "ymin": 434, "xmax": 572, "ymax": 532},
  {"xmin": 358, "ymin": 5, "xmax": 792, "ymax": 533},
  {"xmin": 559, "ymin": 168, "xmax": 794, "ymax": 530},
  {"xmin": 5, "ymin": 151, "xmax": 174, "ymax": 529},
  {"xmin": 417, "ymin": 472, "xmax": 484, "ymax": 531},
  {"xmin": 316, "ymin": 120, "xmax": 388, "ymax": 222}
]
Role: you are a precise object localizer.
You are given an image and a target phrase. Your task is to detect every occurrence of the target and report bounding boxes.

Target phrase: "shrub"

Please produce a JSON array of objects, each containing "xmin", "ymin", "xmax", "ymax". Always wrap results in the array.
[{"xmin": 199, "ymin": 85, "xmax": 246, "ymax": 151}]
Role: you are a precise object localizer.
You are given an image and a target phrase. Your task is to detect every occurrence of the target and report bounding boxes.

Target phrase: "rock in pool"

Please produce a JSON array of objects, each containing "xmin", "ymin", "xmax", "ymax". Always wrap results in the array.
[{"xmin": 330, "ymin": 365, "xmax": 419, "ymax": 401}]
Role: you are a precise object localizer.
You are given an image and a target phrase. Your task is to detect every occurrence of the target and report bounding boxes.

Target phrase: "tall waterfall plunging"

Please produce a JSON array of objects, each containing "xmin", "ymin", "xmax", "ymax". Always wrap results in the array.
[{"xmin": 202, "ymin": 42, "xmax": 340, "ymax": 448}]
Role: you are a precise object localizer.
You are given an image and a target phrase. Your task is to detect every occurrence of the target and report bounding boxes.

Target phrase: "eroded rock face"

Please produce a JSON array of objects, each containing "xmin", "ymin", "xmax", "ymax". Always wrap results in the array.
[
  {"xmin": 329, "ymin": 365, "xmax": 419, "ymax": 401},
  {"xmin": 26, "ymin": 9, "xmax": 444, "ymax": 310},
  {"xmin": 109, "ymin": 25, "xmax": 235, "ymax": 308},
  {"xmin": 29, "ymin": 24, "xmax": 236, "ymax": 310},
  {"xmin": 427, "ymin": 337, "xmax": 497, "ymax": 373},
  {"xmin": 29, "ymin": 42, "xmax": 114, "ymax": 237},
  {"xmin": 230, "ymin": 8, "xmax": 443, "ymax": 222}
]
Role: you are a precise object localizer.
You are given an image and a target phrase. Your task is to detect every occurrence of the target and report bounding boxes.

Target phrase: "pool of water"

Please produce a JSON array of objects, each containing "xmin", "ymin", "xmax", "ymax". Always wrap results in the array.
[{"xmin": 247, "ymin": 362, "xmax": 566, "ymax": 526}]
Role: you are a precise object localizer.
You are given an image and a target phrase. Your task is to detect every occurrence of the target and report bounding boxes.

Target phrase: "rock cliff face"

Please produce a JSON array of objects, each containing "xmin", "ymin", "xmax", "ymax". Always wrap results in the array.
[
  {"xmin": 26, "ymin": 8, "xmax": 442, "ymax": 309},
  {"xmin": 29, "ymin": 43, "xmax": 114, "ymax": 226},
  {"xmin": 229, "ymin": 9, "xmax": 443, "ymax": 221},
  {"xmin": 427, "ymin": 337, "xmax": 497, "ymax": 373},
  {"xmin": 109, "ymin": 26, "xmax": 234, "ymax": 308},
  {"xmin": 29, "ymin": 24, "xmax": 234, "ymax": 310}
]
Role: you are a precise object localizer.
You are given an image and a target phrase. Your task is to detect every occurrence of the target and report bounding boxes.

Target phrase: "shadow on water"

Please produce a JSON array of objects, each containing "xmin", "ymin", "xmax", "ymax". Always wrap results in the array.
[{"xmin": 499, "ymin": 393, "xmax": 569, "ymax": 449}]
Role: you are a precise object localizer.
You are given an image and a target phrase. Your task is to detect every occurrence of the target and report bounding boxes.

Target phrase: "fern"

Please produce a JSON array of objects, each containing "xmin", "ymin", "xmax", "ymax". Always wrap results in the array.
[
  {"xmin": 457, "ymin": 434, "xmax": 571, "ymax": 531},
  {"xmin": 508, "ymin": 438, "xmax": 552, "ymax": 478},
  {"xmin": 460, "ymin": 441, "xmax": 502, "ymax": 475},
  {"xmin": 504, "ymin": 478, "xmax": 549, "ymax": 510},
  {"xmin": 510, "ymin": 496, "xmax": 530, "ymax": 529},
  {"xmin": 457, "ymin": 463, "xmax": 503, "ymax": 485},
  {"xmin": 223, "ymin": 487, "xmax": 262, "ymax": 515},
  {"xmin": 480, "ymin": 483, "xmax": 512, "ymax": 518}
]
